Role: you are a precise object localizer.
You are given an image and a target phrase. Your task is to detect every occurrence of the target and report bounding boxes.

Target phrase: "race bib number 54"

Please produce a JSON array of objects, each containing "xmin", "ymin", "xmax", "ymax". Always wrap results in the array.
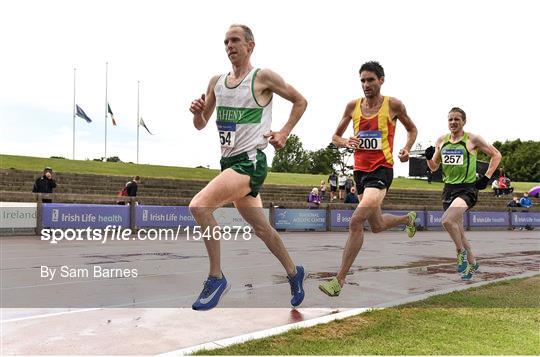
[
  {"xmin": 217, "ymin": 121, "xmax": 236, "ymax": 148},
  {"xmin": 357, "ymin": 131, "xmax": 382, "ymax": 150},
  {"xmin": 442, "ymin": 149, "xmax": 464, "ymax": 165}
]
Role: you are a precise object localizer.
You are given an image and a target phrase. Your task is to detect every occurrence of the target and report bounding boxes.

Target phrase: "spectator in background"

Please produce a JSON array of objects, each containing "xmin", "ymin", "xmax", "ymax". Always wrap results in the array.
[
  {"xmin": 126, "ymin": 176, "xmax": 140, "ymax": 197},
  {"xmin": 492, "ymin": 179, "xmax": 501, "ymax": 197},
  {"xmin": 117, "ymin": 176, "xmax": 140, "ymax": 205},
  {"xmin": 307, "ymin": 187, "xmax": 321, "ymax": 209},
  {"xmin": 319, "ymin": 180, "xmax": 327, "ymax": 201},
  {"xmin": 344, "ymin": 175, "xmax": 354, "ymax": 194},
  {"xmin": 338, "ymin": 172, "xmax": 346, "ymax": 200},
  {"xmin": 519, "ymin": 192, "xmax": 533, "ymax": 210},
  {"xmin": 498, "ymin": 174, "xmax": 513, "ymax": 195},
  {"xmin": 328, "ymin": 172, "xmax": 338, "ymax": 201},
  {"xmin": 426, "ymin": 169, "xmax": 433, "ymax": 184},
  {"xmin": 32, "ymin": 167, "xmax": 56, "ymax": 203},
  {"xmin": 344, "ymin": 186, "xmax": 359, "ymax": 204},
  {"xmin": 506, "ymin": 195, "xmax": 521, "ymax": 211}
]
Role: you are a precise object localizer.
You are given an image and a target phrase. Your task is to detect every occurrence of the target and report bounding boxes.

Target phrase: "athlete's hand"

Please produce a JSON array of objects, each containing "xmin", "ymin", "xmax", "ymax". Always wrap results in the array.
[
  {"xmin": 189, "ymin": 94, "xmax": 206, "ymax": 115},
  {"xmin": 347, "ymin": 136, "xmax": 360, "ymax": 149},
  {"xmin": 264, "ymin": 130, "xmax": 288, "ymax": 150},
  {"xmin": 475, "ymin": 174, "xmax": 490, "ymax": 190},
  {"xmin": 398, "ymin": 148, "xmax": 410, "ymax": 162},
  {"xmin": 424, "ymin": 146, "xmax": 436, "ymax": 160}
]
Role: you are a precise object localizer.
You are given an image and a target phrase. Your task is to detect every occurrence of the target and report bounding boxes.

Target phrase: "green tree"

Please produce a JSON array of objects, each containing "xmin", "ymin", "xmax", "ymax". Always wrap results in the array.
[
  {"xmin": 271, "ymin": 134, "xmax": 309, "ymax": 173},
  {"xmin": 478, "ymin": 139, "xmax": 540, "ymax": 181},
  {"xmin": 307, "ymin": 145, "xmax": 341, "ymax": 174}
]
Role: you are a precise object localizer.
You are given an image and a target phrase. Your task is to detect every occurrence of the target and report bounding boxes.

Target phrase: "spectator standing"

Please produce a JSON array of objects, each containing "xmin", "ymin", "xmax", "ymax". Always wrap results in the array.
[
  {"xmin": 344, "ymin": 175, "xmax": 354, "ymax": 194},
  {"xmin": 492, "ymin": 179, "xmax": 500, "ymax": 197},
  {"xmin": 307, "ymin": 187, "xmax": 321, "ymax": 209},
  {"xmin": 328, "ymin": 172, "xmax": 338, "ymax": 201},
  {"xmin": 118, "ymin": 176, "xmax": 140, "ymax": 205},
  {"xmin": 126, "ymin": 176, "xmax": 140, "ymax": 197},
  {"xmin": 498, "ymin": 174, "xmax": 513, "ymax": 195},
  {"xmin": 32, "ymin": 167, "xmax": 56, "ymax": 203},
  {"xmin": 344, "ymin": 186, "xmax": 359, "ymax": 204},
  {"xmin": 338, "ymin": 172, "xmax": 346, "ymax": 200},
  {"xmin": 319, "ymin": 180, "xmax": 327, "ymax": 201}
]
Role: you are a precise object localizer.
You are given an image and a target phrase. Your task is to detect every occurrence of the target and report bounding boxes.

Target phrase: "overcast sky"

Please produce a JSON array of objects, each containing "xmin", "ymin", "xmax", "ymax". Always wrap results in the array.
[{"xmin": 1, "ymin": 0, "xmax": 538, "ymax": 176}]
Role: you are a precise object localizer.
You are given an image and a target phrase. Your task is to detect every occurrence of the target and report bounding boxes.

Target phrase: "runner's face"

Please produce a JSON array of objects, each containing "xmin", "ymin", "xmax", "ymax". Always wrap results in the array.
[
  {"xmin": 448, "ymin": 112, "xmax": 465, "ymax": 134},
  {"xmin": 224, "ymin": 27, "xmax": 253, "ymax": 65},
  {"xmin": 360, "ymin": 71, "xmax": 383, "ymax": 98}
]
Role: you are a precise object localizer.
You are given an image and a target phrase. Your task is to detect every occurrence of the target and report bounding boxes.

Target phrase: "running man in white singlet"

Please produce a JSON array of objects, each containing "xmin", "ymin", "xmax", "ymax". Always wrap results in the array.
[{"xmin": 189, "ymin": 24, "xmax": 308, "ymax": 311}]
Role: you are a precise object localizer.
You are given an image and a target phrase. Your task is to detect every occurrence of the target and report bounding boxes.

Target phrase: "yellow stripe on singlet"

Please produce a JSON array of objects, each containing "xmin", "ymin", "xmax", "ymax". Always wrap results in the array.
[{"xmin": 352, "ymin": 96, "xmax": 394, "ymax": 166}]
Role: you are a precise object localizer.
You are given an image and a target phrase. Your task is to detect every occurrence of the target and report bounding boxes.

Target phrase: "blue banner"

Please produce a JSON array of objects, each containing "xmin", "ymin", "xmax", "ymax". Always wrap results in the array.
[
  {"xmin": 275, "ymin": 209, "xmax": 326, "ymax": 230},
  {"xmin": 136, "ymin": 205, "xmax": 196, "ymax": 227},
  {"xmin": 42, "ymin": 204, "xmax": 129, "ymax": 229},
  {"xmin": 331, "ymin": 210, "xmax": 354, "ymax": 228},
  {"xmin": 511, "ymin": 212, "xmax": 540, "ymax": 226},
  {"xmin": 331, "ymin": 209, "xmax": 425, "ymax": 229},
  {"xmin": 469, "ymin": 211, "xmax": 509, "ymax": 227},
  {"xmin": 427, "ymin": 211, "xmax": 468, "ymax": 228}
]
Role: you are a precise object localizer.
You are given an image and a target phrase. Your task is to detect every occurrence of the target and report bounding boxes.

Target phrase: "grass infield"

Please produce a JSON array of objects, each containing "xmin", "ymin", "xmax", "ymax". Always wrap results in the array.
[
  {"xmin": 195, "ymin": 275, "xmax": 540, "ymax": 355},
  {"xmin": 1, "ymin": 154, "xmax": 537, "ymax": 191}
]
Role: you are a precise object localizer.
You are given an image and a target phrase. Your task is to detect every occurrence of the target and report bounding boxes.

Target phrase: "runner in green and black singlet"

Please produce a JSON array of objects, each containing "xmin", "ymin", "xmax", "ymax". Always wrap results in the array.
[{"xmin": 426, "ymin": 107, "xmax": 501, "ymax": 280}]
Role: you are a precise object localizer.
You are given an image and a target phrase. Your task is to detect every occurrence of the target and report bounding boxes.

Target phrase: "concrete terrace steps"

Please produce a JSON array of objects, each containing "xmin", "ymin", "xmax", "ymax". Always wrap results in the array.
[{"xmin": 1, "ymin": 168, "xmax": 536, "ymax": 211}]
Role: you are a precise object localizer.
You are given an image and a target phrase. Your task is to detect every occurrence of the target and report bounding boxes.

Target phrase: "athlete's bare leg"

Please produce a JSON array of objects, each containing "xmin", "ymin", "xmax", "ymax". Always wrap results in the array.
[
  {"xmin": 335, "ymin": 188, "xmax": 383, "ymax": 285},
  {"xmin": 441, "ymin": 197, "xmax": 469, "ymax": 252},
  {"xmin": 459, "ymin": 218, "xmax": 476, "ymax": 263},
  {"xmin": 335, "ymin": 187, "xmax": 414, "ymax": 286},
  {"xmin": 234, "ymin": 194, "xmax": 296, "ymax": 275},
  {"xmin": 367, "ymin": 207, "xmax": 411, "ymax": 233},
  {"xmin": 189, "ymin": 169, "xmax": 251, "ymax": 277}
]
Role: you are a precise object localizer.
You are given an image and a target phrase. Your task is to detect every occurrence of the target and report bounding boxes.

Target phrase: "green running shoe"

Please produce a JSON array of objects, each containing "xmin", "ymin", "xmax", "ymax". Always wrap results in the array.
[
  {"xmin": 406, "ymin": 211, "xmax": 417, "ymax": 238},
  {"xmin": 319, "ymin": 277, "xmax": 342, "ymax": 297},
  {"xmin": 461, "ymin": 261, "xmax": 479, "ymax": 280},
  {"xmin": 457, "ymin": 249, "xmax": 468, "ymax": 273}
]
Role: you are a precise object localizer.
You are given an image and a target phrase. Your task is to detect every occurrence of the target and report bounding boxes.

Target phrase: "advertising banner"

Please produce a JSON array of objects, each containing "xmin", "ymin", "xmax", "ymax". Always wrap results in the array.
[
  {"xmin": 275, "ymin": 209, "xmax": 326, "ymax": 230},
  {"xmin": 43, "ymin": 204, "xmax": 130, "ymax": 229}
]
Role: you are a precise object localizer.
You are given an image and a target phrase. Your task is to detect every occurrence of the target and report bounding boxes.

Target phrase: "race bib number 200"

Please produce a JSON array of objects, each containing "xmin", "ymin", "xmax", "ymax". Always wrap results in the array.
[
  {"xmin": 217, "ymin": 121, "xmax": 236, "ymax": 148},
  {"xmin": 442, "ymin": 148, "xmax": 464, "ymax": 165},
  {"xmin": 357, "ymin": 131, "xmax": 382, "ymax": 150}
]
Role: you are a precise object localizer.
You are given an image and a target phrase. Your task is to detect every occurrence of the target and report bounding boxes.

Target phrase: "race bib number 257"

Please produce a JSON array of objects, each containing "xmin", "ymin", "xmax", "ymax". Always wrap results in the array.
[{"xmin": 441, "ymin": 149, "xmax": 464, "ymax": 165}]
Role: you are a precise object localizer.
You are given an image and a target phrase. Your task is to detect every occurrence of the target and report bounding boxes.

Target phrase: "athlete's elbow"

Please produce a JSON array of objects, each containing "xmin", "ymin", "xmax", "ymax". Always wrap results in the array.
[{"xmin": 295, "ymin": 96, "xmax": 308, "ymax": 111}]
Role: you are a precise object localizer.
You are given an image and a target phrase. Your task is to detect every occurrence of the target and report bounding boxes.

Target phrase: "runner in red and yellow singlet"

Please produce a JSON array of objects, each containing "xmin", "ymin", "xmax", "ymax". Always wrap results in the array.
[{"xmin": 319, "ymin": 61, "xmax": 419, "ymax": 297}]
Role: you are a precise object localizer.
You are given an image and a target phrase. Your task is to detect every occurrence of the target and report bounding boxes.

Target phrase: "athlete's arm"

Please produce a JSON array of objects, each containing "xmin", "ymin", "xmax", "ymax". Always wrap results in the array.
[
  {"xmin": 427, "ymin": 135, "xmax": 444, "ymax": 172},
  {"xmin": 257, "ymin": 69, "xmax": 307, "ymax": 150},
  {"xmin": 190, "ymin": 75, "xmax": 220, "ymax": 130},
  {"xmin": 469, "ymin": 133, "xmax": 502, "ymax": 178},
  {"xmin": 332, "ymin": 100, "xmax": 358, "ymax": 149},
  {"xmin": 390, "ymin": 98, "xmax": 418, "ymax": 162}
]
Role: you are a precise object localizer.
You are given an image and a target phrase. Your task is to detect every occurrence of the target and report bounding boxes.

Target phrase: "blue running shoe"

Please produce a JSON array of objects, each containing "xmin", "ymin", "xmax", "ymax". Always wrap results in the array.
[
  {"xmin": 288, "ymin": 266, "xmax": 306, "ymax": 307},
  {"xmin": 457, "ymin": 250, "xmax": 468, "ymax": 273},
  {"xmin": 461, "ymin": 262, "xmax": 479, "ymax": 280},
  {"xmin": 192, "ymin": 274, "xmax": 230, "ymax": 311}
]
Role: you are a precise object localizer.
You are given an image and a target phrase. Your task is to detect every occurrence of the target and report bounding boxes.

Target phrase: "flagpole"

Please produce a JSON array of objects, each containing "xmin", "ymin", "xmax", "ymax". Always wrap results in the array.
[
  {"xmin": 137, "ymin": 80, "xmax": 140, "ymax": 164},
  {"xmin": 72, "ymin": 67, "xmax": 76, "ymax": 160},
  {"xmin": 104, "ymin": 62, "xmax": 108, "ymax": 161}
]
